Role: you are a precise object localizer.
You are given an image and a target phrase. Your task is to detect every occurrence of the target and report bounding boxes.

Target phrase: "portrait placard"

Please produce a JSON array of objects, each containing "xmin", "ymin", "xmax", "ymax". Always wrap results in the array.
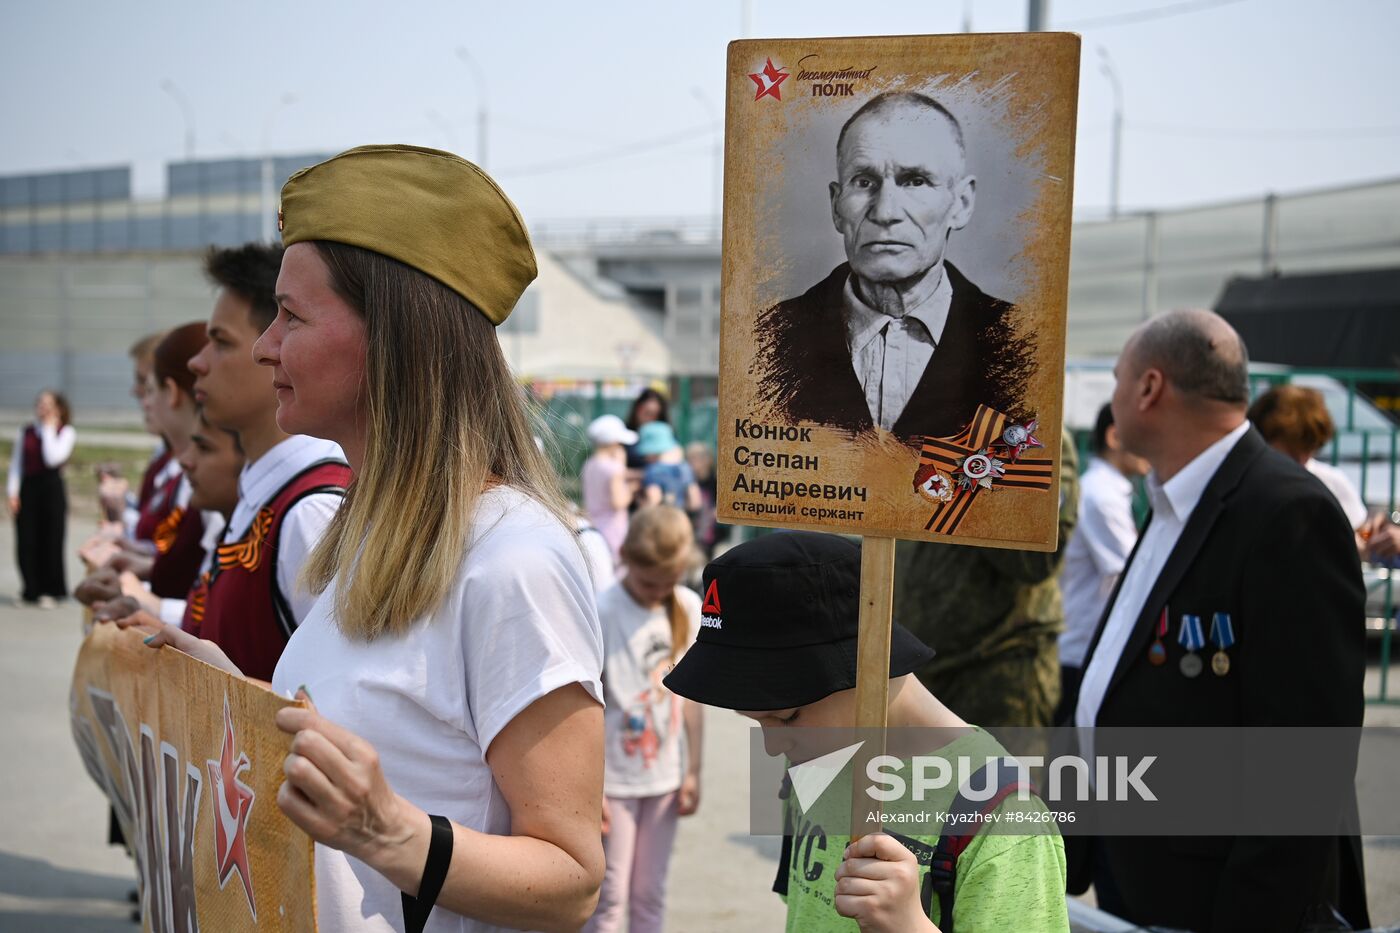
[{"xmin": 718, "ymin": 33, "xmax": 1080, "ymax": 550}]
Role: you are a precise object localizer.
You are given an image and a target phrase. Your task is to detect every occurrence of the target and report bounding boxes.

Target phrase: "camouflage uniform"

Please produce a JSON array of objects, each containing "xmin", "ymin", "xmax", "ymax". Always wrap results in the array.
[{"xmin": 894, "ymin": 430, "xmax": 1079, "ymax": 728}]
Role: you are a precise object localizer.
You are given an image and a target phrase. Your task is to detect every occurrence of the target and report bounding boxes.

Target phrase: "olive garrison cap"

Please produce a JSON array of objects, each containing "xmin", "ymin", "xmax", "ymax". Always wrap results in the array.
[{"xmin": 278, "ymin": 144, "xmax": 536, "ymax": 326}]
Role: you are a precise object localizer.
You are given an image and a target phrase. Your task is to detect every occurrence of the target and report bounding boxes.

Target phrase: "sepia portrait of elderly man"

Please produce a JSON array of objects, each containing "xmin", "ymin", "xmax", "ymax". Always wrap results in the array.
[{"xmin": 755, "ymin": 90, "xmax": 1034, "ymax": 443}]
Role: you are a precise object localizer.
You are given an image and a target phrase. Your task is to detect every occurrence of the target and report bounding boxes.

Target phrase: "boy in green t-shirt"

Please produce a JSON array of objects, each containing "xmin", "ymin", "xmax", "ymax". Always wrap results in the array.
[{"xmin": 664, "ymin": 532, "xmax": 1068, "ymax": 933}]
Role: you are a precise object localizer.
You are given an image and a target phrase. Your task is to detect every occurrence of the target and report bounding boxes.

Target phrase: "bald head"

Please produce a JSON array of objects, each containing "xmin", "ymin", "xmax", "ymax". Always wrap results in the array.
[
  {"xmin": 1125, "ymin": 309, "xmax": 1249, "ymax": 407},
  {"xmin": 836, "ymin": 91, "xmax": 967, "ymax": 162}
]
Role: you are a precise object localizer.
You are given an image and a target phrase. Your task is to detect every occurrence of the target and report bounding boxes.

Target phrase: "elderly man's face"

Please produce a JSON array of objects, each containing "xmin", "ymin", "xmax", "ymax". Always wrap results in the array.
[{"xmin": 830, "ymin": 106, "xmax": 975, "ymax": 286}]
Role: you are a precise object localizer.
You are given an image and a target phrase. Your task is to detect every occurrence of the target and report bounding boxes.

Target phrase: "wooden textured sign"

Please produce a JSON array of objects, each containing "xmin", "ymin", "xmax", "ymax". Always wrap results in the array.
[
  {"xmin": 70, "ymin": 624, "xmax": 316, "ymax": 932},
  {"xmin": 718, "ymin": 33, "xmax": 1080, "ymax": 551}
]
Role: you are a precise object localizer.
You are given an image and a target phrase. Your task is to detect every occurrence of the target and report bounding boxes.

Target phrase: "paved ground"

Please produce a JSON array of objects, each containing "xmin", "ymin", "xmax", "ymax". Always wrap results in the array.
[{"xmin": 1, "ymin": 512, "xmax": 1397, "ymax": 931}]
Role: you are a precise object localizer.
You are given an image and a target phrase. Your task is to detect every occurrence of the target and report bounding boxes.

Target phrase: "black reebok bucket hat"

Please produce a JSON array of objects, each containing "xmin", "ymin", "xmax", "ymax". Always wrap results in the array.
[{"xmin": 662, "ymin": 532, "xmax": 935, "ymax": 710}]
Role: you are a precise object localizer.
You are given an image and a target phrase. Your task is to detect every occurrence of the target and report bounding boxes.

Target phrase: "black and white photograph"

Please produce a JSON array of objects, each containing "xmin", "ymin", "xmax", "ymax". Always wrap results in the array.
[{"xmin": 720, "ymin": 33, "xmax": 1079, "ymax": 547}]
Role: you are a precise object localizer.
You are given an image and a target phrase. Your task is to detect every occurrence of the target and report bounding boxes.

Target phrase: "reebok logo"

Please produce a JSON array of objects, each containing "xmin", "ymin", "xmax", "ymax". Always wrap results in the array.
[
  {"xmin": 787, "ymin": 741, "xmax": 865, "ymax": 811},
  {"xmin": 701, "ymin": 580, "xmax": 723, "ymax": 629},
  {"xmin": 702, "ymin": 580, "xmax": 721, "ymax": 615}
]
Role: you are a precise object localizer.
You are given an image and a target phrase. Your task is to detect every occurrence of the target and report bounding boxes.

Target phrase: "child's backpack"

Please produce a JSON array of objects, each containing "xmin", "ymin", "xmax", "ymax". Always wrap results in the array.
[{"xmin": 772, "ymin": 758, "xmax": 1034, "ymax": 933}]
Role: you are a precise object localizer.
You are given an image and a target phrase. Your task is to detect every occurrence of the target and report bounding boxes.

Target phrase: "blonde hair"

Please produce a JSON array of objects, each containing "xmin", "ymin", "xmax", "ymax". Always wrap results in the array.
[
  {"xmin": 620, "ymin": 506, "xmax": 695, "ymax": 661},
  {"xmin": 304, "ymin": 241, "xmax": 574, "ymax": 640}
]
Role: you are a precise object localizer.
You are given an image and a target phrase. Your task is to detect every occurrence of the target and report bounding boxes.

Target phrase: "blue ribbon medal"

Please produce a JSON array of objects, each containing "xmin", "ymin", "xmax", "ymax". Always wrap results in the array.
[
  {"xmin": 1178, "ymin": 614, "xmax": 1205, "ymax": 678},
  {"xmin": 1209, "ymin": 612, "xmax": 1235, "ymax": 676}
]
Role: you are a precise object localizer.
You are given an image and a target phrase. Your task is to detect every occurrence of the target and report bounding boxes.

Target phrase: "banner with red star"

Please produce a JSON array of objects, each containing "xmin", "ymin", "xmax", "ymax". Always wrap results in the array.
[{"xmin": 70, "ymin": 624, "xmax": 315, "ymax": 931}]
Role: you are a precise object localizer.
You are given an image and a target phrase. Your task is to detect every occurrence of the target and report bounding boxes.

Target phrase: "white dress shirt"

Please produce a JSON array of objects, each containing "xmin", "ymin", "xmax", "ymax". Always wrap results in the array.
[
  {"xmin": 1058, "ymin": 457, "xmax": 1140, "ymax": 669},
  {"xmin": 842, "ymin": 269, "xmax": 953, "ymax": 431},
  {"xmin": 228, "ymin": 434, "xmax": 347, "ymax": 627},
  {"xmin": 1075, "ymin": 420, "xmax": 1251, "ymax": 742}
]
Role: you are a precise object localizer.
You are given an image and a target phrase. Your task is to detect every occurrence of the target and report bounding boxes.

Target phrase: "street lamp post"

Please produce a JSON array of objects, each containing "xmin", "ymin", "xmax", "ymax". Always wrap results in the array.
[
  {"xmin": 260, "ymin": 93, "xmax": 297, "ymax": 243},
  {"xmin": 160, "ymin": 79, "xmax": 196, "ymax": 161},
  {"xmin": 1099, "ymin": 46, "xmax": 1124, "ymax": 220},
  {"xmin": 454, "ymin": 47, "xmax": 489, "ymax": 168},
  {"xmin": 1027, "ymin": 0, "xmax": 1048, "ymax": 31}
]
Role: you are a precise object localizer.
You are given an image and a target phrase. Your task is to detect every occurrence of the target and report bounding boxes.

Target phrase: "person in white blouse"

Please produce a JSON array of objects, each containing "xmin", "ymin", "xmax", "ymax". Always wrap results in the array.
[
  {"xmin": 125, "ymin": 146, "xmax": 606, "ymax": 933},
  {"xmin": 1247, "ymin": 383, "xmax": 1400, "ymax": 563},
  {"xmin": 8, "ymin": 390, "xmax": 76, "ymax": 607},
  {"xmin": 1057, "ymin": 403, "xmax": 1148, "ymax": 716}
]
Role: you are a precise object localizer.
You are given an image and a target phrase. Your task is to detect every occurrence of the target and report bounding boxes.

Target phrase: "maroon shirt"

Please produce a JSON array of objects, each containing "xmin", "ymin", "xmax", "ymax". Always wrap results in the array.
[
  {"xmin": 147, "ymin": 503, "xmax": 205, "ymax": 599},
  {"xmin": 134, "ymin": 470, "xmax": 180, "ymax": 544},
  {"xmin": 182, "ymin": 461, "xmax": 350, "ymax": 681},
  {"xmin": 20, "ymin": 425, "xmax": 47, "ymax": 477}
]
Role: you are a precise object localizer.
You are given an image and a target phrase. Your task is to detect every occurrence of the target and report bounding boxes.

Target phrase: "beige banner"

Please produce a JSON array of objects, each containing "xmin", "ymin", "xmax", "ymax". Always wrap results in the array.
[{"xmin": 70, "ymin": 623, "xmax": 316, "ymax": 932}]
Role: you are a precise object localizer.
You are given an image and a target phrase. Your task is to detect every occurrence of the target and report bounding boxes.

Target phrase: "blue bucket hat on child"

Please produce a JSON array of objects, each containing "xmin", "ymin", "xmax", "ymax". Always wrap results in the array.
[{"xmin": 634, "ymin": 421, "xmax": 680, "ymax": 457}]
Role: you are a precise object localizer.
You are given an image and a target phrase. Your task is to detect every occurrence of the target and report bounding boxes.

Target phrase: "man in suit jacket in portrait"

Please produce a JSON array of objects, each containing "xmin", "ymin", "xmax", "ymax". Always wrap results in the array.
[
  {"xmin": 755, "ymin": 90, "xmax": 1034, "ymax": 443},
  {"xmin": 1065, "ymin": 308, "xmax": 1369, "ymax": 932}
]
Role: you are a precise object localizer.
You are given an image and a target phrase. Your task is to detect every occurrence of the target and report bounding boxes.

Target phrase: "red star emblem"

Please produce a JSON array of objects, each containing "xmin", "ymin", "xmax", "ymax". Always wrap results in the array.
[
  {"xmin": 748, "ymin": 57, "xmax": 789, "ymax": 101},
  {"xmin": 207, "ymin": 694, "xmax": 257, "ymax": 920}
]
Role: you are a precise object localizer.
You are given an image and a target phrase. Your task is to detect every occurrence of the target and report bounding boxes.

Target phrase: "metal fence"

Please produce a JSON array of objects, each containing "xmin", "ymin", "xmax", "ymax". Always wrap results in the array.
[{"xmin": 546, "ymin": 365, "xmax": 1399, "ymax": 704}]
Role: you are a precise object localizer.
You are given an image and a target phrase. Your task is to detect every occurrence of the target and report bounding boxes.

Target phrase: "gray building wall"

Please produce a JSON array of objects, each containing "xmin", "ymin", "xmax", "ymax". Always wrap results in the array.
[{"xmin": 0, "ymin": 254, "xmax": 212, "ymax": 411}]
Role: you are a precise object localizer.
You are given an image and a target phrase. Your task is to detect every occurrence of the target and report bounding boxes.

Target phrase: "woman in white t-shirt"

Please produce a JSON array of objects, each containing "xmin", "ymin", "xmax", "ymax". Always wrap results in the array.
[
  {"xmin": 586, "ymin": 506, "xmax": 702, "ymax": 933},
  {"xmin": 129, "ymin": 146, "xmax": 606, "ymax": 933}
]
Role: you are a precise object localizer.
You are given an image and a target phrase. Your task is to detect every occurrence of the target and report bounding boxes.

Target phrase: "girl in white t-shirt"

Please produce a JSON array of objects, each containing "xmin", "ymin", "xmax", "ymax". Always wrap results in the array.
[
  {"xmin": 125, "ymin": 146, "xmax": 606, "ymax": 933},
  {"xmin": 586, "ymin": 505, "xmax": 703, "ymax": 933}
]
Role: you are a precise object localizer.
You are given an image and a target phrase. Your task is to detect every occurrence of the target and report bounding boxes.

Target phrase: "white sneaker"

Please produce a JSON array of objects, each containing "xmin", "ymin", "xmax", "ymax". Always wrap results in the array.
[{"xmin": 37, "ymin": 596, "xmax": 56, "ymax": 610}]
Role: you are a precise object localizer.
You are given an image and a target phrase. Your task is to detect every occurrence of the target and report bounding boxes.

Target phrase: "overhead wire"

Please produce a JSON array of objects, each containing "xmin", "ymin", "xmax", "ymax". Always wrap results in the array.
[{"xmin": 1057, "ymin": 0, "xmax": 1248, "ymax": 30}]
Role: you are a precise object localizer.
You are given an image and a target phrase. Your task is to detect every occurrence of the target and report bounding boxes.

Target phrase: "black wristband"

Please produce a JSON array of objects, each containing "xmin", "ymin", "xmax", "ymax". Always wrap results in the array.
[{"xmin": 401, "ymin": 814, "xmax": 454, "ymax": 933}]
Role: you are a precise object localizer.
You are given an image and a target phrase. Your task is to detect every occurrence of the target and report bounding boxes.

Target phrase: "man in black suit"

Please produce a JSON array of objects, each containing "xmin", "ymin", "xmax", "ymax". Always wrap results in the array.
[
  {"xmin": 1066, "ymin": 309, "xmax": 1368, "ymax": 932},
  {"xmin": 755, "ymin": 91, "xmax": 1034, "ymax": 442}
]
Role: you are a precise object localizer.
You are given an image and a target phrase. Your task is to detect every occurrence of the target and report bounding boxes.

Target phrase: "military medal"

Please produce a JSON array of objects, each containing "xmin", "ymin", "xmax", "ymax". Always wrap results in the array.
[
  {"xmin": 955, "ymin": 448, "xmax": 1006, "ymax": 490},
  {"xmin": 1178, "ymin": 614, "xmax": 1205, "ymax": 678},
  {"xmin": 1000, "ymin": 419, "xmax": 1043, "ymax": 461},
  {"xmin": 1209, "ymin": 612, "xmax": 1235, "ymax": 676},
  {"xmin": 1148, "ymin": 607, "xmax": 1168, "ymax": 666},
  {"xmin": 914, "ymin": 467, "xmax": 955, "ymax": 504}
]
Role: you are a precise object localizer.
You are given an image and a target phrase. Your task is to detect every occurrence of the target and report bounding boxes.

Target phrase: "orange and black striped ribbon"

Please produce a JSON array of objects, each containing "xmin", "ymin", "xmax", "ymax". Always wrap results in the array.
[
  {"xmin": 918, "ymin": 405, "xmax": 1055, "ymax": 534},
  {"xmin": 152, "ymin": 507, "xmax": 184, "ymax": 555},
  {"xmin": 216, "ymin": 507, "xmax": 274, "ymax": 572},
  {"xmin": 187, "ymin": 572, "xmax": 210, "ymax": 626}
]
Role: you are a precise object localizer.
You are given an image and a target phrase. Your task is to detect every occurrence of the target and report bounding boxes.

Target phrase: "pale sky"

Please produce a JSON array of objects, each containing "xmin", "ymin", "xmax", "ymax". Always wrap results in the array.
[{"xmin": 2, "ymin": 0, "xmax": 1397, "ymax": 223}]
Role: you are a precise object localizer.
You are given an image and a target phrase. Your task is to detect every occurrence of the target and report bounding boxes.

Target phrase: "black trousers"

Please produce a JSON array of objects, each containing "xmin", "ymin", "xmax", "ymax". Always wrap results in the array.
[{"xmin": 15, "ymin": 471, "xmax": 67, "ymax": 601}]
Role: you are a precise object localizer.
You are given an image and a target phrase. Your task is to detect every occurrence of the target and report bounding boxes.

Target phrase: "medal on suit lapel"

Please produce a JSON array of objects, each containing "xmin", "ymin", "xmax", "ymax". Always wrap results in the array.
[
  {"xmin": 1178, "ymin": 614, "xmax": 1205, "ymax": 678},
  {"xmin": 1148, "ymin": 607, "xmax": 1168, "ymax": 666},
  {"xmin": 1209, "ymin": 612, "xmax": 1234, "ymax": 676}
]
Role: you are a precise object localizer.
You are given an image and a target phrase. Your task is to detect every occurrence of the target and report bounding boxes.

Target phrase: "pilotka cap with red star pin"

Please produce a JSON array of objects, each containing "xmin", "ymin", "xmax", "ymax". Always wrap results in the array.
[{"xmin": 277, "ymin": 144, "xmax": 537, "ymax": 326}]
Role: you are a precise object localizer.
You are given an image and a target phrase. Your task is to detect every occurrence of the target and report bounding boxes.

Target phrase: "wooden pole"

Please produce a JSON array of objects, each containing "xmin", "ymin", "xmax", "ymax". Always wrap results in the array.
[{"xmin": 851, "ymin": 535, "xmax": 896, "ymax": 840}]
